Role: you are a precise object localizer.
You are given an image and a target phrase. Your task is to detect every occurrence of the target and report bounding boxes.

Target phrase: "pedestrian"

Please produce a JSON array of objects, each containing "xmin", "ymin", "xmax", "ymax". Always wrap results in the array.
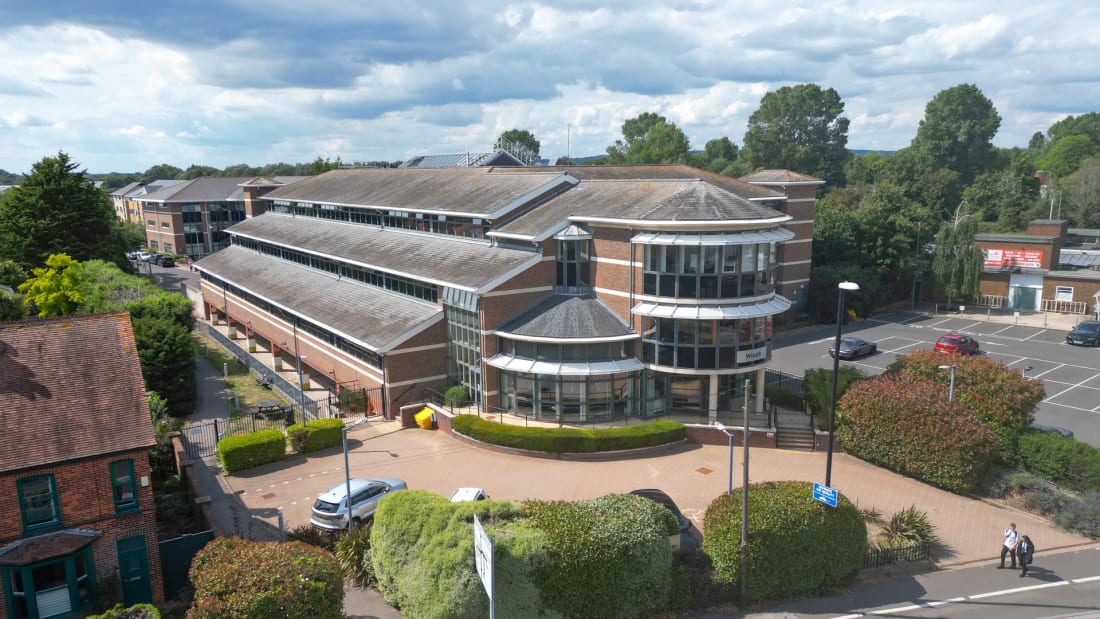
[
  {"xmin": 1017, "ymin": 535, "xmax": 1035, "ymax": 576},
  {"xmin": 999, "ymin": 522, "xmax": 1019, "ymax": 569}
]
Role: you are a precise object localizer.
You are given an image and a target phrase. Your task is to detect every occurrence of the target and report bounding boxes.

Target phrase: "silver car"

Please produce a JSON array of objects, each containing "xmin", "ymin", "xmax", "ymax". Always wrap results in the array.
[{"xmin": 310, "ymin": 477, "xmax": 407, "ymax": 530}]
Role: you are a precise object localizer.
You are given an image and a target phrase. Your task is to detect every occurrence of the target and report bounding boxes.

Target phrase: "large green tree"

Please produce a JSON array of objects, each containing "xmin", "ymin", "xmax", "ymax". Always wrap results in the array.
[
  {"xmin": 910, "ymin": 84, "xmax": 1001, "ymax": 186},
  {"xmin": 1036, "ymin": 135, "xmax": 1097, "ymax": 178},
  {"xmin": 931, "ymin": 207, "xmax": 984, "ymax": 303},
  {"xmin": 743, "ymin": 83, "xmax": 850, "ymax": 188},
  {"xmin": 0, "ymin": 152, "xmax": 131, "ymax": 272},
  {"xmin": 139, "ymin": 163, "xmax": 184, "ymax": 184},
  {"xmin": 1047, "ymin": 112, "xmax": 1100, "ymax": 145},
  {"xmin": 18, "ymin": 253, "xmax": 84, "ymax": 317},
  {"xmin": 606, "ymin": 112, "xmax": 690, "ymax": 164},
  {"xmin": 1062, "ymin": 156, "xmax": 1100, "ymax": 228},
  {"xmin": 962, "ymin": 151, "xmax": 1042, "ymax": 230},
  {"xmin": 496, "ymin": 128, "xmax": 541, "ymax": 160}
]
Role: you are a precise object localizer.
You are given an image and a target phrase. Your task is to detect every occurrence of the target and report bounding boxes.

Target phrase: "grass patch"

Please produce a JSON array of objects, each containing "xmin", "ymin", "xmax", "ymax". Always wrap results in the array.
[{"xmin": 196, "ymin": 333, "xmax": 290, "ymax": 416}]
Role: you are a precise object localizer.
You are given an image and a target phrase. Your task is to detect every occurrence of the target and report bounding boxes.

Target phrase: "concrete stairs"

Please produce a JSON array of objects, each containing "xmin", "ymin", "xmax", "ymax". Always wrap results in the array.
[{"xmin": 774, "ymin": 410, "xmax": 816, "ymax": 451}]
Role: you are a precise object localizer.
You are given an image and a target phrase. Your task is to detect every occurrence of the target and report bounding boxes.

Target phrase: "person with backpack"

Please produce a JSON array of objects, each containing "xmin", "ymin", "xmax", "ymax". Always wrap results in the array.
[{"xmin": 1017, "ymin": 535, "xmax": 1035, "ymax": 576}]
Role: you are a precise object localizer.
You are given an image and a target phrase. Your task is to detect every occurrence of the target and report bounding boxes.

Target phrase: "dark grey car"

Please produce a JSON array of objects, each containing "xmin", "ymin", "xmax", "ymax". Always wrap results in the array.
[{"xmin": 1066, "ymin": 321, "xmax": 1100, "ymax": 347}]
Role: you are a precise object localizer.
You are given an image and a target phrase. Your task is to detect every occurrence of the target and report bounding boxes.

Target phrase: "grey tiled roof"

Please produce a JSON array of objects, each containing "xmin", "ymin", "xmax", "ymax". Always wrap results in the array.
[
  {"xmin": 0, "ymin": 313, "xmax": 155, "ymax": 474},
  {"xmin": 195, "ymin": 246, "xmax": 442, "ymax": 351},
  {"xmin": 492, "ymin": 164, "xmax": 783, "ymax": 200},
  {"xmin": 493, "ymin": 178, "xmax": 789, "ymax": 240},
  {"xmin": 496, "ymin": 294, "xmax": 634, "ymax": 339},
  {"xmin": 741, "ymin": 169, "xmax": 824, "ymax": 184},
  {"xmin": 261, "ymin": 167, "xmax": 569, "ymax": 218},
  {"xmin": 110, "ymin": 181, "xmax": 142, "ymax": 197},
  {"xmin": 399, "ymin": 151, "xmax": 525, "ymax": 168},
  {"xmin": 138, "ymin": 177, "xmax": 252, "ymax": 203},
  {"xmin": 226, "ymin": 213, "xmax": 541, "ymax": 291}
]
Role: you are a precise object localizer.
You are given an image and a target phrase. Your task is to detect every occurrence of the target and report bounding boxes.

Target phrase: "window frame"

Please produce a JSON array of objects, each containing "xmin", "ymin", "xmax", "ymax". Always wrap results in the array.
[
  {"xmin": 18, "ymin": 474, "xmax": 60, "ymax": 532},
  {"xmin": 110, "ymin": 459, "xmax": 139, "ymax": 513}
]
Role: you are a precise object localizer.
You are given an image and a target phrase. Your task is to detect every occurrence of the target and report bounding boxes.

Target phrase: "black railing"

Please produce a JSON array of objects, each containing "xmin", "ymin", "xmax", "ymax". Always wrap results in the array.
[
  {"xmin": 764, "ymin": 369, "xmax": 805, "ymax": 399},
  {"xmin": 863, "ymin": 541, "xmax": 934, "ymax": 569}
]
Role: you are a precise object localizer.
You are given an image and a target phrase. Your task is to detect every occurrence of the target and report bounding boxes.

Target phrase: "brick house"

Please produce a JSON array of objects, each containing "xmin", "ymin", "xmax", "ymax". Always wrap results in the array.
[
  {"xmin": 0, "ymin": 312, "xmax": 161, "ymax": 619},
  {"xmin": 193, "ymin": 164, "xmax": 820, "ymax": 423}
]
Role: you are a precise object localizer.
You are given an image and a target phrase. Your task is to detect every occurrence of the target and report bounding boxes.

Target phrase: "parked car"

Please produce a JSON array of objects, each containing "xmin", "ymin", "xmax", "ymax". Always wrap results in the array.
[
  {"xmin": 1066, "ymin": 321, "xmax": 1100, "ymax": 347},
  {"xmin": 310, "ymin": 477, "xmax": 407, "ymax": 530},
  {"xmin": 136, "ymin": 251, "xmax": 152, "ymax": 262},
  {"xmin": 933, "ymin": 333, "xmax": 980, "ymax": 355},
  {"xmin": 449, "ymin": 487, "xmax": 489, "ymax": 502},
  {"xmin": 629, "ymin": 489, "xmax": 700, "ymax": 551},
  {"xmin": 828, "ymin": 337, "xmax": 877, "ymax": 359},
  {"xmin": 160, "ymin": 257, "xmax": 176, "ymax": 268}
]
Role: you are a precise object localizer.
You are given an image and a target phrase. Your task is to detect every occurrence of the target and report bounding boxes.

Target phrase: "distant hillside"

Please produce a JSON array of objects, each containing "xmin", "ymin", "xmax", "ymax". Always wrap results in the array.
[{"xmin": 851, "ymin": 149, "xmax": 895, "ymax": 156}]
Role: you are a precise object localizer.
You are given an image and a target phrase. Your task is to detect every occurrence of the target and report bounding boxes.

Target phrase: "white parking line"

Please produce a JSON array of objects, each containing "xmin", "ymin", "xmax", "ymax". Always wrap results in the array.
[
  {"xmin": 924, "ymin": 318, "xmax": 954, "ymax": 328},
  {"xmin": 989, "ymin": 325, "xmax": 1016, "ymax": 335},
  {"xmin": 1043, "ymin": 372, "xmax": 1100, "ymax": 403},
  {"xmin": 1021, "ymin": 329, "xmax": 1049, "ymax": 341}
]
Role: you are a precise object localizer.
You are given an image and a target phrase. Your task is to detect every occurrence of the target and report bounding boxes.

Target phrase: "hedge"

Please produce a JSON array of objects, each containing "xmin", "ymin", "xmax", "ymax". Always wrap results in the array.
[
  {"xmin": 451, "ymin": 415, "xmax": 685, "ymax": 453},
  {"xmin": 703, "ymin": 481, "xmax": 866, "ymax": 604},
  {"xmin": 89, "ymin": 604, "xmax": 159, "ymax": 619},
  {"xmin": 1018, "ymin": 429, "xmax": 1100, "ymax": 492},
  {"xmin": 217, "ymin": 429, "xmax": 286, "ymax": 474},
  {"xmin": 188, "ymin": 538, "xmax": 343, "ymax": 619},
  {"xmin": 288, "ymin": 418, "xmax": 346, "ymax": 454}
]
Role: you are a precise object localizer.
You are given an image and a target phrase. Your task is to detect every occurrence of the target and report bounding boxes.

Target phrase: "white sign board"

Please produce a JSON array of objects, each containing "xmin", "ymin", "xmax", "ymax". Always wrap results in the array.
[{"xmin": 473, "ymin": 514, "xmax": 494, "ymax": 600}]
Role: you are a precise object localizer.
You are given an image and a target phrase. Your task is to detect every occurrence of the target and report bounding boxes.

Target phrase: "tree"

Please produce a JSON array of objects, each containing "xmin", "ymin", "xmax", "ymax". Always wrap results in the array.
[
  {"xmin": 910, "ymin": 84, "xmax": 1001, "ymax": 186},
  {"xmin": 181, "ymin": 164, "xmax": 220, "ymax": 179},
  {"xmin": 931, "ymin": 206, "xmax": 984, "ymax": 303},
  {"xmin": 0, "ymin": 152, "xmax": 131, "ymax": 272},
  {"xmin": 1047, "ymin": 112, "xmax": 1100, "ymax": 145},
  {"xmin": 139, "ymin": 163, "xmax": 183, "ymax": 184},
  {"xmin": 1036, "ymin": 135, "xmax": 1097, "ymax": 178},
  {"xmin": 606, "ymin": 112, "xmax": 691, "ymax": 165},
  {"xmin": 1062, "ymin": 156, "xmax": 1100, "ymax": 228},
  {"xmin": 962, "ymin": 152, "xmax": 1042, "ymax": 230},
  {"xmin": 743, "ymin": 83, "xmax": 850, "ymax": 188},
  {"xmin": 221, "ymin": 163, "xmax": 260, "ymax": 177},
  {"xmin": 18, "ymin": 253, "xmax": 84, "ymax": 317},
  {"xmin": 496, "ymin": 128, "xmax": 540, "ymax": 159},
  {"xmin": 700, "ymin": 137, "xmax": 739, "ymax": 173}
]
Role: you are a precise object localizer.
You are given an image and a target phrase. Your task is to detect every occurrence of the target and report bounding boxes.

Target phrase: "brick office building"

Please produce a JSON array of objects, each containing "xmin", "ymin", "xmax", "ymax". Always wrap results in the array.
[
  {"xmin": 0, "ymin": 313, "xmax": 161, "ymax": 619},
  {"xmin": 194, "ymin": 165, "xmax": 820, "ymax": 423}
]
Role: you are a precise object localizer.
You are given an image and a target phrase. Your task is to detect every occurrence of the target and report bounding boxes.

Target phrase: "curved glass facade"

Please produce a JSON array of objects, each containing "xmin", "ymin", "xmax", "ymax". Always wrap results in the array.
[
  {"xmin": 642, "ymin": 242, "xmax": 776, "ymax": 299},
  {"xmin": 640, "ymin": 316, "xmax": 771, "ymax": 370}
]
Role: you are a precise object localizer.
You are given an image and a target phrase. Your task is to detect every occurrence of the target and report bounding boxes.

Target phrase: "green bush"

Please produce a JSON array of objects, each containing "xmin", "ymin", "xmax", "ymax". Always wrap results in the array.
[
  {"xmin": 444, "ymin": 385, "xmax": 469, "ymax": 407},
  {"xmin": 187, "ymin": 538, "xmax": 343, "ymax": 619},
  {"xmin": 286, "ymin": 523, "xmax": 337, "ymax": 552},
  {"xmin": 876, "ymin": 505, "xmax": 939, "ymax": 548},
  {"xmin": 524, "ymin": 494, "xmax": 677, "ymax": 619},
  {"xmin": 216, "ymin": 429, "xmax": 286, "ymax": 474},
  {"xmin": 89, "ymin": 604, "xmax": 160, "ymax": 619},
  {"xmin": 371, "ymin": 490, "xmax": 552, "ymax": 619},
  {"xmin": 703, "ymin": 481, "xmax": 867, "ymax": 604},
  {"xmin": 451, "ymin": 415, "xmax": 685, "ymax": 453},
  {"xmin": 1018, "ymin": 430, "xmax": 1100, "ymax": 492},
  {"xmin": 803, "ymin": 366, "xmax": 866, "ymax": 417},
  {"xmin": 336, "ymin": 522, "xmax": 375, "ymax": 587},
  {"xmin": 1052, "ymin": 491, "xmax": 1100, "ymax": 537},
  {"xmin": 287, "ymin": 418, "xmax": 345, "ymax": 454}
]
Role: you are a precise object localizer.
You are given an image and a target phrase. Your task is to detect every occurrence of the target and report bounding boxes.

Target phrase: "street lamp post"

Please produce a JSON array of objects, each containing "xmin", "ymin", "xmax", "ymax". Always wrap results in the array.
[
  {"xmin": 342, "ymin": 417, "xmax": 368, "ymax": 531},
  {"xmin": 713, "ymin": 377, "xmax": 752, "ymax": 601},
  {"xmin": 826, "ymin": 281, "xmax": 860, "ymax": 489},
  {"xmin": 714, "ymin": 421, "xmax": 734, "ymax": 496},
  {"xmin": 937, "ymin": 364, "xmax": 957, "ymax": 403}
]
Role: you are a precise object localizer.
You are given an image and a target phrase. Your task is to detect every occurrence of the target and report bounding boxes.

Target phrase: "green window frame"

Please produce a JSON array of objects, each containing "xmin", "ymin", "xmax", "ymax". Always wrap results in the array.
[
  {"xmin": 18, "ymin": 474, "xmax": 59, "ymax": 531},
  {"xmin": 110, "ymin": 460, "xmax": 138, "ymax": 513}
]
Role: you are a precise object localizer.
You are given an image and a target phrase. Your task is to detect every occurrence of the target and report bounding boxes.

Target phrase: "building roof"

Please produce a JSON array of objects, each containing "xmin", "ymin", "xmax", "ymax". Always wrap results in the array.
[
  {"xmin": 975, "ymin": 233, "xmax": 1059, "ymax": 244},
  {"xmin": 741, "ymin": 169, "xmax": 825, "ymax": 184},
  {"xmin": 492, "ymin": 178, "xmax": 790, "ymax": 240},
  {"xmin": 496, "ymin": 294, "xmax": 635, "ymax": 340},
  {"xmin": 225, "ymin": 212, "xmax": 541, "ymax": 292},
  {"xmin": 0, "ymin": 312, "xmax": 155, "ymax": 474},
  {"xmin": 110, "ymin": 181, "xmax": 143, "ymax": 197},
  {"xmin": 399, "ymin": 150, "xmax": 527, "ymax": 168},
  {"xmin": 492, "ymin": 164, "xmax": 783, "ymax": 201},
  {"xmin": 261, "ymin": 167, "xmax": 573, "ymax": 219},
  {"xmin": 0, "ymin": 529, "xmax": 101, "ymax": 566},
  {"xmin": 138, "ymin": 177, "xmax": 253, "ymax": 203},
  {"xmin": 196, "ymin": 246, "xmax": 443, "ymax": 352}
]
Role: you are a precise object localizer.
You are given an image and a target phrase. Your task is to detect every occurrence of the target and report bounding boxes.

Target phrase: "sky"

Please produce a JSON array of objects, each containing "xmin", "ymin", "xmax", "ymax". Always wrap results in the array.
[{"xmin": 1, "ymin": 1, "xmax": 1098, "ymax": 174}]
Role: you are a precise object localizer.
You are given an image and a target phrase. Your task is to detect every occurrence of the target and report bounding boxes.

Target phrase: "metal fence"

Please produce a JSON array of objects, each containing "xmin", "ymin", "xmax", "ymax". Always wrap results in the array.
[
  {"xmin": 159, "ymin": 530, "xmax": 215, "ymax": 600},
  {"xmin": 180, "ymin": 415, "xmax": 291, "ymax": 461},
  {"xmin": 764, "ymin": 369, "xmax": 804, "ymax": 399},
  {"xmin": 862, "ymin": 541, "xmax": 934, "ymax": 569}
]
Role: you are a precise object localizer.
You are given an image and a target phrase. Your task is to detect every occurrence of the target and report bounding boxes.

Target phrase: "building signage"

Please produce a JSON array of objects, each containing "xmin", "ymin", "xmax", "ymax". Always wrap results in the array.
[
  {"xmin": 473, "ymin": 514, "xmax": 494, "ymax": 607},
  {"xmin": 737, "ymin": 347, "xmax": 768, "ymax": 364},
  {"xmin": 984, "ymin": 248, "xmax": 1043, "ymax": 269}
]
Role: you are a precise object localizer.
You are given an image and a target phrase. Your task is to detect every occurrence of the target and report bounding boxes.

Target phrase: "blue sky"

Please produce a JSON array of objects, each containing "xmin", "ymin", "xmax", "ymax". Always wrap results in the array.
[{"xmin": 1, "ymin": 1, "xmax": 1097, "ymax": 174}]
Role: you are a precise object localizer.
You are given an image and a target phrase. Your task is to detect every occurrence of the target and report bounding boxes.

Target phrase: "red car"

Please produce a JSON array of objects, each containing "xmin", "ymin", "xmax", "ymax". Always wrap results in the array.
[{"xmin": 933, "ymin": 333, "xmax": 979, "ymax": 355}]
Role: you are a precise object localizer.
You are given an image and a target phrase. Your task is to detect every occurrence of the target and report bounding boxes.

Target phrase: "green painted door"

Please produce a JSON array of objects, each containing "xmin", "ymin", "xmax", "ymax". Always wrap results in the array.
[{"xmin": 117, "ymin": 536, "xmax": 153, "ymax": 606}]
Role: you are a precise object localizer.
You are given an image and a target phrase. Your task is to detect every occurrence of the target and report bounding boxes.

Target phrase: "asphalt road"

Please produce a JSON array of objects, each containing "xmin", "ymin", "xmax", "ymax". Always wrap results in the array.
[
  {"xmin": 771, "ymin": 311, "xmax": 1100, "ymax": 447},
  {"xmin": 729, "ymin": 545, "xmax": 1100, "ymax": 619}
]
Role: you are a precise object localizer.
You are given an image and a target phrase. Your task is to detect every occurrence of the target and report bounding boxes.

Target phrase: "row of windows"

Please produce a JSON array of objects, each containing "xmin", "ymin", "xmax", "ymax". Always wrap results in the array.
[
  {"xmin": 17, "ymin": 460, "xmax": 137, "ymax": 532},
  {"xmin": 202, "ymin": 272, "xmax": 384, "ymax": 370},
  {"xmin": 269, "ymin": 200, "xmax": 492, "ymax": 239},
  {"xmin": 642, "ymin": 243, "xmax": 775, "ymax": 300},
  {"xmin": 498, "ymin": 339, "xmax": 634, "ymax": 362},
  {"xmin": 233, "ymin": 237, "xmax": 438, "ymax": 303},
  {"xmin": 556, "ymin": 239, "xmax": 591, "ymax": 289},
  {"xmin": 640, "ymin": 316, "xmax": 772, "ymax": 370},
  {"xmin": 444, "ymin": 298, "xmax": 482, "ymax": 400}
]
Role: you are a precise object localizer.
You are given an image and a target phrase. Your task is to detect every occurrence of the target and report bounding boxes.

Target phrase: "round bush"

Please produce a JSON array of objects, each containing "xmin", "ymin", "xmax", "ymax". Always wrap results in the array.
[{"xmin": 703, "ymin": 481, "xmax": 867, "ymax": 604}]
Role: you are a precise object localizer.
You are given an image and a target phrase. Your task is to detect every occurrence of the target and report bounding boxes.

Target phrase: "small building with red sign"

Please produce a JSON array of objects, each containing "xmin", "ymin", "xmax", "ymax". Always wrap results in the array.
[{"xmin": 975, "ymin": 220, "xmax": 1100, "ymax": 318}]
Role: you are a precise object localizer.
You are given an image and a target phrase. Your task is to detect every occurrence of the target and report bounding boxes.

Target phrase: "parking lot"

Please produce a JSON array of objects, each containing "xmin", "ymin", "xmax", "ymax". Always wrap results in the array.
[{"xmin": 772, "ymin": 310, "xmax": 1100, "ymax": 446}]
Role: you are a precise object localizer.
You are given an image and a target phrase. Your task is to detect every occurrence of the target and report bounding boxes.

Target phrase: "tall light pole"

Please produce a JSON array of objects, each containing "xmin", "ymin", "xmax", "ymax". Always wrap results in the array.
[
  {"xmin": 713, "ymin": 377, "xmax": 751, "ymax": 601},
  {"xmin": 938, "ymin": 364, "xmax": 956, "ymax": 403},
  {"xmin": 826, "ymin": 281, "xmax": 860, "ymax": 489},
  {"xmin": 343, "ymin": 417, "xmax": 368, "ymax": 531},
  {"xmin": 714, "ymin": 421, "xmax": 734, "ymax": 496}
]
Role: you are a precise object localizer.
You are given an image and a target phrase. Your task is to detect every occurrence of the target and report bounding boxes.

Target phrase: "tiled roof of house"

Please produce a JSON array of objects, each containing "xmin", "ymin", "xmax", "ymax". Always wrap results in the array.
[
  {"xmin": 0, "ymin": 312, "xmax": 155, "ymax": 474},
  {"xmin": 492, "ymin": 178, "xmax": 789, "ymax": 240},
  {"xmin": 109, "ymin": 181, "xmax": 143, "ymax": 197},
  {"xmin": 740, "ymin": 169, "xmax": 824, "ymax": 184},
  {"xmin": 260, "ymin": 167, "xmax": 569, "ymax": 219},
  {"xmin": 495, "ymin": 294, "xmax": 635, "ymax": 340},
  {"xmin": 137, "ymin": 177, "xmax": 253, "ymax": 203},
  {"xmin": 195, "ymin": 246, "xmax": 443, "ymax": 352},
  {"xmin": 225, "ymin": 212, "xmax": 541, "ymax": 291}
]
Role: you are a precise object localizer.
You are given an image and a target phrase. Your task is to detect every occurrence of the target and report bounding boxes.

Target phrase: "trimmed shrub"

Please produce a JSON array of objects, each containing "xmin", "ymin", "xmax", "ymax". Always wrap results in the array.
[
  {"xmin": 703, "ymin": 481, "xmax": 867, "ymax": 604},
  {"xmin": 444, "ymin": 385, "xmax": 469, "ymax": 407},
  {"xmin": 287, "ymin": 418, "xmax": 346, "ymax": 454},
  {"xmin": 371, "ymin": 490, "xmax": 552, "ymax": 619},
  {"xmin": 216, "ymin": 429, "xmax": 285, "ymax": 474},
  {"xmin": 451, "ymin": 415, "xmax": 685, "ymax": 453},
  {"xmin": 89, "ymin": 604, "xmax": 160, "ymax": 619},
  {"xmin": 187, "ymin": 538, "xmax": 343, "ymax": 619},
  {"xmin": 524, "ymin": 494, "xmax": 677, "ymax": 619},
  {"xmin": 1018, "ymin": 429, "xmax": 1100, "ymax": 492},
  {"xmin": 836, "ymin": 374, "xmax": 999, "ymax": 493}
]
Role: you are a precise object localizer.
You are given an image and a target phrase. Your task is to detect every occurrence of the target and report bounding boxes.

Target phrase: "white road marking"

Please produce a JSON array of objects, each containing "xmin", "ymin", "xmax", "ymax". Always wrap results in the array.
[
  {"xmin": 831, "ymin": 580, "xmax": 1088, "ymax": 618},
  {"xmin": 989, "ymin": 325, "xmax": 1016, "ymax": 335},
  {"xmin": 1043, "ymin": 372, "xmax": 1099, "ymax": 403},
  {"xmin": 1022, "ymin": 329, "xmax": 1049, "ymax": 341}
]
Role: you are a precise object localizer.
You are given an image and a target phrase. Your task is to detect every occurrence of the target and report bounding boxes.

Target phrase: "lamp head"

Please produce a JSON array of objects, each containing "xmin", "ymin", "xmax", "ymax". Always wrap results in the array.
[
  {"xmin": 838, "ymin": 281, "xmax": 860, "ymax": 292},
  {"xmin": 937, "ymin": 364, "xmax": 955, "ymax": 371},
  {"xmin": 713, "ymin": 421, "xmax": 726, "ymax": 432}
]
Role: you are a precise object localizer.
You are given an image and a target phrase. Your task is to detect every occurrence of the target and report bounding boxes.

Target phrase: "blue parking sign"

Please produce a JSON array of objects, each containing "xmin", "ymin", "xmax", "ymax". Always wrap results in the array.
[{"xmin": 813, "ymin": 482, "xmax": 837, "ymax": 508}]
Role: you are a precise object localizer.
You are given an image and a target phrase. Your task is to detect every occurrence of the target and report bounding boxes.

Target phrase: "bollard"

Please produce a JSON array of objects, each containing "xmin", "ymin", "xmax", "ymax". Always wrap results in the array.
[
  {"xmin": 223, "ymin": 362, "xmax": 228, "ymax": 379},
  {"xmin": 278, "ymin": 510, "xmax": 285, "ymax": 542}
]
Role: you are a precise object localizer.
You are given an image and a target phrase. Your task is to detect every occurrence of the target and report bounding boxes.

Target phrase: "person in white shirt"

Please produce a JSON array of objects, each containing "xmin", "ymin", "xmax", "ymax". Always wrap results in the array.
[{"xmin": 999, "ymin": 522, "xmax": 1019, "ymax": 568}]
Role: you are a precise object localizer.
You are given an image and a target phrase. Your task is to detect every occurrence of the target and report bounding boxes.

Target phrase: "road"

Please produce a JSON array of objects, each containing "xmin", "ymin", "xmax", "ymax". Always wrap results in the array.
[
  {"xmin": 729, "ymin": 545, "xmax": 1100, "ymax": 619},
  {"xmin": 771, "ymin": 311, "xmax": 1100, "ymax": 447}
]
